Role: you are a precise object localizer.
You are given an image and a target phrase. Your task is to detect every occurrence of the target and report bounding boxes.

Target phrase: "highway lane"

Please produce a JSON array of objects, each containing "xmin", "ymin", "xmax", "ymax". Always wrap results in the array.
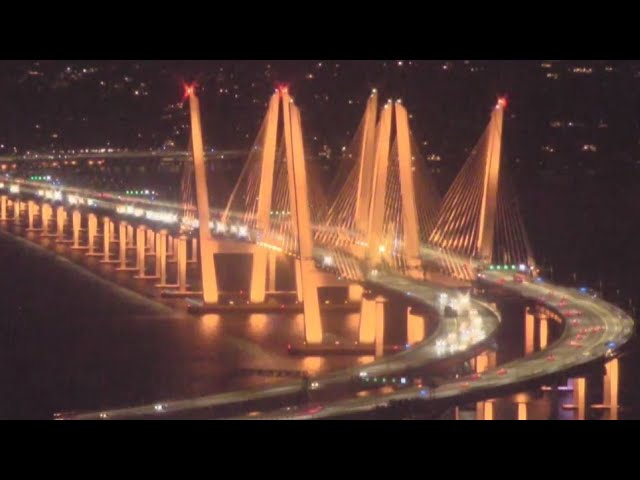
[{"xmin": 249, "ymin": 270, "xmax": 634, "ymax": 419}]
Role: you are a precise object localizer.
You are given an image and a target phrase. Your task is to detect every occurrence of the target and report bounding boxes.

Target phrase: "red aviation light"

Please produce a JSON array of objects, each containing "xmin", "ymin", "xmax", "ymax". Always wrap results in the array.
[
  {"xmin": 182, "ymin": 82, "xmax": 197, "ymax": 102},
  {"xmin": 497, "ymin": 96, "xmax": 508, "ymax": 109}
]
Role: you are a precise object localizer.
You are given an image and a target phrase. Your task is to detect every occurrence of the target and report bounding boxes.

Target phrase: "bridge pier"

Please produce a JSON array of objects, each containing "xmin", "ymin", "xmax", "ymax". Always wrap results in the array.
[
  {"xmin": 268, "ymin": 251, "xmax": 277, "ymax": 292},
  {"xmin": 348, "ymin": 284, "xmax": 363, "ymax": 303},
  {"xmin": 1, "ymin": 195, "xmax": 7, "ymax": 221},
  {"xmin": 407, "ymin": 306, "xmax": 426, "ymax": 345},
  {"xmin": 562, "ymin": 377, "xmax": 587, "ymax": 420},
  {"xmin": 116, "ymin": 222, "xmax": 136, "ymax": 271},
  {"xmin": 358, "ymin": 293, "xmax": 377, "ymax": 344},
  {"xmin": 154, "ymin": 230, "xmax": 170, "ymax": 287},
  {"xmin": 538, "ymin": 313, "xmax": 549, "ymax": 350},
  {"xmin": 592, "ymin": 358, "xmax": 620, "ymax": 420},
  {"xmin": 26, "ymin": 200, "xmax": 39, "ymax": 231},
  {"xmin": 55, "ymin": 206, "xmax": 70, "ymax": 243},
  {"xmin": 134, "ymin": 226, "xmax": 158, "ymax": 279},
  {"xmin": 146, "ymin": 228, "xmax": 156, "ymax": 255},
  {"xmin": 294, "ymin": 260, "xmax": 304, "ymax": 303},
  {"xmin": 85, "ymin": 213, "xmax": 100, "ymax": 256},
  {"xmin": 517, "ymin": 401, "xmax": 528, "ymax": 420},
  {"xmin": 126, "ymin": 224, "xmax": 134, "ymax": 248},
  {"xmin": 188, "ymin": 237, "xmax": 198, "ymax": 263},
  {"xmin": 13, "ymin": 199, "xmax": 21, "ymax": 223},
  {"xmin": 71, "ymin": 210, "xmax": 83, "ymax": 249},
  {"xmin": 476, "ymin": 400, "xmax": 494, "ymax": 420},
  {"xmin": 41, "ymin": 203, "xmax": 54, "ymax": 236},
  {"xmin": 374, "ymin": 296, "xmax": 387, "ymax": 358},
  {"xmin": 524, "ymin": 306, "xmax": 535, "ymax": 355},
  {"xmin": 250, "ymin": 247, "xmax": 269, "ymax": 303},
  {"xmin": 100, "ymin": 217, "xmax": 118, "ymax": 263}
]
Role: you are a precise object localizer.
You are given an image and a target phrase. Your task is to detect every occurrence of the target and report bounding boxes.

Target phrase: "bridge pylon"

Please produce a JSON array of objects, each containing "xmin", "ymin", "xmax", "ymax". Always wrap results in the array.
[{"xmin": 187, "ymin": 87, "xmax": 219, "ymax": 304}]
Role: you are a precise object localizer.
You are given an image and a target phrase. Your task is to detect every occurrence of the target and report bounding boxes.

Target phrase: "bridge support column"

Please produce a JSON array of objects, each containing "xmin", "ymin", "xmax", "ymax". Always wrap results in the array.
[
  {"xmin": 100, "ymin": 217, "xmax": 116, "ymax": 263},
  {"xmin": 188, "ymin": 237, "xmax": 198, "ymax": 263},
  {"xmin": 26, "ymin": 200, "xmax": 38, "ymax": 231},
  {"xmin": 594, "ymin": 358, "xmax": 620, "ymax": 420},
  {"xmin": 525, "ymin": 307, "xmax": 534, "ymax": 355},
  {"xmin": 294, "ymin": 260, "xmax": 304, "ymax": 303},
  {"xmin": 154, "ymin": 230, "xmax": 170, "ymax": 287},
  {"xmin": 86, "ymin": 213, "xmax": 99, "ymax": 256},
  {"xmin": 126, "ymin": 224, "xmax": 134, "ymax": 248},
  {"xmin": 55, "ymin": 206, "xmax": 69, "ymax": 243},
  {"xmin": 13, "ymin": 199, "xmax": 21, "ymax": 223},
  {"xmin": 517, "ymin": 401, "xmax": 528, "ymax": 420},
  {"xmin": 476, "ymin": 400, "xmax": 494, "ymax": 420},
  {"xmin": 136, "ymin": 226, "xmax": 146, "ymax": 274},
  {"xmin": 116, "ymin": 222, "xmax": 135, "ymax": 271},
  {"xmin": 566, "ymin": 377, "xmax": 587, "ymax": 420},
  {"xmin": 71, "ymin": 210, "xmax": 82, "ymax": 249},
  {"xmin": 407, "ymin": 307, "xmax": 425, "ymax": 345},
  {"xmin": 374, "ymin": 296, "xmax": 386, "ymax": 358},
  {"xmin": 167, "ymin": 235, "xmax": 177, "ymax": 263},
  {"xmin": 359, "ymin": 295, "xmax": 377, "ymax": 344},
  {"xmin": 177, "ymin": 235, "xmax": 188, "ymax": 292},
  {"xmin": 538, "ymin": 314, "xmax": 549, "ymax": 350},
  {"xmin": 41, "ymin": 204, "xmax": 54, "ymax": 236},
  {"xmin": 250, "ymin": 247, "xmax": 268, "ymax": 303},
  {"xmin": 348, "ymin": 284, "xmax": 363, "ymax": 303},
  {"xmin": 109, "ymin": 220, "xmax": 116, "ymax": 243},
  {"xmin": 268, "ymin": 251, "xmax": 277, "ymax": 292},
  {"xmin": 146, "ymin": 228, "xmax": 155, "ymax": 255},
  {"xmin": 1, "ymin": 195, "xmax": 7, "ymax": 221},
  {"xmin": 474, "ymin": 351, "xmax": 495, "ymax": 373}
]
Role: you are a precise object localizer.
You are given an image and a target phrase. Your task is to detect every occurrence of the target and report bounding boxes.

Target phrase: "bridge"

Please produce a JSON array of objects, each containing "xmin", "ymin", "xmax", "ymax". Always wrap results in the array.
[{"xmin": 0, "ymin": 86, "xmax": 633, "ymax": 420}]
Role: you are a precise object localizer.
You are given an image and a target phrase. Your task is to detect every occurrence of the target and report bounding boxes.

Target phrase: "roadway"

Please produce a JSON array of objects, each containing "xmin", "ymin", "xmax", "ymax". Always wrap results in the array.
[{"xmin": 246, "ymin": 269, "xmax": 634, "ymax": 419}]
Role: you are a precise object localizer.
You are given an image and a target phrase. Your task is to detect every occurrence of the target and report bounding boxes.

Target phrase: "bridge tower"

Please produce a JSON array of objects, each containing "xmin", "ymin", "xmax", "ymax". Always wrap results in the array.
[
  {"xmin": 476, "ymin": 98, "xmax": 505, "ymax": 263},
  {"xmin": 367, "ymin": 100, "xmax": 423, "ymax": 277},
  {"xmin": 187, "ymin": 87, "xmax": 219, "ymax": 304},
  {"xmin": 281, "ymin": 88, "xmax": 323, "ymax": 344},
  {"xmin": 249, "ymin": 93, "xmax": 280, "ymax": 304}
]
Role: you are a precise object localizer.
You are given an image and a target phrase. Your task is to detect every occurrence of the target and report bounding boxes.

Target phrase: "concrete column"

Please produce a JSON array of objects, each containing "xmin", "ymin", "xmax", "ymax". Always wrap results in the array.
[
  {"xmin": 116, "ymin": 222, "xmax": 134, "ymax": 271},
  {"xmin": 71, "ymin": 210, "xmax": 82, "ymax": 249},
  {"xmin": 407, "ymin": 307, "xmax": 425, "ymax": 345},
  {"xmin": 539, "ymin": 314, "xmax": 549, "ymax": 350},
  {"xmin": 573, "ymin": 377, "xmax": 586, "ymax": 420},
  {"xmin": 359, "ymin": 296, "xmax": 376, "ymax": 344},
  {"xmin": 86, "ymin": 213, "xmax": 99, "ymax": 256},
  {"xmin": 374, "ymin": 296, "xmax": 386, "ymax": 358},
  {"xmin": 55, "ymin": 207, "xmax": 68, "ymax": 242},
  {"xmin": 1, "ymin": 195, "xmax": 7, "ymax": 221},
  {"xmin": 294, "ymin": 259, "xmax": 303, "ymax": 302},
  {"xmin": 41, "ymin": 204, "xmax": 53, "ymax": 234},
  {"xmin": 146, "ymin": 228, "xmax": 155, "ymax": 254},
  {"xmin": 126, "ymin": 224, "xmax": 134, "ymax": 247},
  {"xmin": 100, "ymin": 217, "xmax": 115, "ymax": 263},
  {"xmin": 603, "ymin": 358, "xmax": 619, "ymax": 420},
  {"xmin": 188, "ymin": 237, "xmax": 198, "ymax": 263},
  {"xmin": 27, "ymin": 200, "xmax": 37, "ymax": 231},
  {"xmin": 268, "ymin": 251, "xmax": 277, "ymax": 292},
  {"xmin": 154, "ymin": 230, "xmax": 167, "ymax": 286},
  {"xmin": 525, "ymin": 307, "xmax": 535, "ymax": 355},
  {"xmin": 177, "ymin": 234, "xmax": 188, "ymax": 292},
  {"xmin": 13, "ymin": 199, "xmax": 21, "ymax": 223},
  {"xmin": 348, "ymin": 284, "xmax": 363, "ymax": 303},
  {"xmin": 517, "ymin": 402, "xmax": 528, "ymax": 420},
  {"xmin": 476, "ymin": 401, "xmax": 494, "ymax": 420}
]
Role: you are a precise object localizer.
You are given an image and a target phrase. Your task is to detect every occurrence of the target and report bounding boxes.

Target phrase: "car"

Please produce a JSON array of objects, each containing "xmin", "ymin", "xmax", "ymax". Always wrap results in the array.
[
  {"xmin": 461, "ymin": 382, "xmax": 471, "ymax": 389},
  {"xmin": 469, "ymin": 373, "xmax": 482, "ymax": 381},
  {"xmin": 310, "ymin": 381, "xmax": 320, "ymax": 390},
  {"xmin": 497, "ymin": 368, "xmax": 508, "ymax": 376},
  {"xmin": 546, "ymin": 354, "xmax": 556, "ymax": 361},
  {"xmin": 99, "ymin": 413, "xmax": 108, "ymax": 419},
  {"xmin": 570, "ymin": 319, "xmax": 580, "ymax": 326}
]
